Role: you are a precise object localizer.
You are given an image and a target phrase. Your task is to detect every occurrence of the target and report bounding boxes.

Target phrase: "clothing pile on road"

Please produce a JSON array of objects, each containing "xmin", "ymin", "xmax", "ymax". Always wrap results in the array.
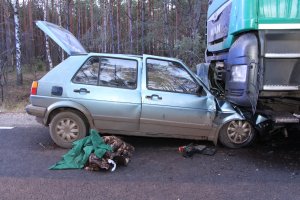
[{"xmin": 49, "ymin": 129, "xmax": 134, "ymax": 172}]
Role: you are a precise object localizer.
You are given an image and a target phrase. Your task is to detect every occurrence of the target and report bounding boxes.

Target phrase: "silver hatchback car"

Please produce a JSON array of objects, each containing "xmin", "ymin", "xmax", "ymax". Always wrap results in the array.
[{"xmin": 26, "ymin": 21, "xmax": 259, "ymax": 148}]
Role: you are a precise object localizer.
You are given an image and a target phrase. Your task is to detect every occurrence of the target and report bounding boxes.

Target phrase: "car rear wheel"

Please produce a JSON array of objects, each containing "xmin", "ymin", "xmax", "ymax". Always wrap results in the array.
[
  {"xmin": 219, "ymin": 120, "xmax": 255, "ymax": 148},
  {"xmin": 49, "ymin": 111, "xmax": 88, "ymax": 148}
]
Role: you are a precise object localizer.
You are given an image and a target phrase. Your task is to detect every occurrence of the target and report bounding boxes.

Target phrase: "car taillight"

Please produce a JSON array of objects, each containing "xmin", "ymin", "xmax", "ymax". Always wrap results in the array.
[{"xmin": 31, "ymin": 81, "xmax": 38, "ymax": 95}]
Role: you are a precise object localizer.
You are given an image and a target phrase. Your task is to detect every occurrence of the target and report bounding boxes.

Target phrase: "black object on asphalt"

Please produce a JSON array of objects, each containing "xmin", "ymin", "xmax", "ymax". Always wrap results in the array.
[{"xmin": 178, "ymin": 143, "xmax": 216, "ymax": 157}]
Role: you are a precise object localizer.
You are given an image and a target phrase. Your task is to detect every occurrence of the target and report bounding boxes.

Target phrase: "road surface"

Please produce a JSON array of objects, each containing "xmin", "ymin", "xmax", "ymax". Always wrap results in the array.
[{"xmin": 0, "ymin": 113, "xmax": 299, "ymax": 200}]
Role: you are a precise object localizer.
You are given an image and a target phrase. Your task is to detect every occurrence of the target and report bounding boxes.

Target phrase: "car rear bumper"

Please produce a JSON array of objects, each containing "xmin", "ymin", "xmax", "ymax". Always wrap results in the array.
[{"xmin": 25, "ymin": 104, "xmax": 46, "ymax": 118}]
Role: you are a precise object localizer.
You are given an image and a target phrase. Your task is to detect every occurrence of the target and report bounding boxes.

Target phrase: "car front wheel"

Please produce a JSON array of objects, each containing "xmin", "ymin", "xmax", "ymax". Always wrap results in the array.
[
  {"xmin": 49, "ymin": 111, "xmax": 88, "ymax": 148},
  {"xmin": 219, "ymin": 120, "xmax": 255, "ymax": 148}
]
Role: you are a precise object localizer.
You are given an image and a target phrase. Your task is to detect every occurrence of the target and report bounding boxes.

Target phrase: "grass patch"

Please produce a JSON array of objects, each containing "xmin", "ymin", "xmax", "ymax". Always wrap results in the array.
[{"xmin": 0, "ymin": 67, "xmax": 47, "ymax": 112}]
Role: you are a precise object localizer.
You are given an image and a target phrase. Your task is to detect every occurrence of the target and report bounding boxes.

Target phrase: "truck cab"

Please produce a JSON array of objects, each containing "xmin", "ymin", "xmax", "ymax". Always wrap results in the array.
[{"xmin": 201, "ymin": 0, "xmax": 300, "ymax": 131}]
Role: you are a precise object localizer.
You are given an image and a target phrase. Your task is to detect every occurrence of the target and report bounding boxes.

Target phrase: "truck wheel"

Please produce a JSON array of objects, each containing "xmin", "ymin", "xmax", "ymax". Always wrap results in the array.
[
  {"xmin": 219, "ymin": 120, "xmax": 255, "ymax": 148},
  {"xmin": 49, "ymin": 111, "xmax": 88, "ymax": 148}
]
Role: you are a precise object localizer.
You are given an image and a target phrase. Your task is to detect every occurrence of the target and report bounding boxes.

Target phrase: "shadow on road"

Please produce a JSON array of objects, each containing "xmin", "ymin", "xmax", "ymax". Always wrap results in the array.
[
  {"xmin": 0, "ymin": 126, "xmax": 299, "ymax": 182},
  {"xmin": 29, "ymin": 127, "xmax": 300, "ymax": 172}
]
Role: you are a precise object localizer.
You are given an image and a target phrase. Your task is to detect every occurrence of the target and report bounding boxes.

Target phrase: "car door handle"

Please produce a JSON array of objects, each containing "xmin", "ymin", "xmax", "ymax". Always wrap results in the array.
[
  {"xmin": 73, "ymin": 88, "xmax": 90, "ymax": 93},
  {"xmin": 145, "ymin": 94, "xmax": 162, "ymax": 100}
]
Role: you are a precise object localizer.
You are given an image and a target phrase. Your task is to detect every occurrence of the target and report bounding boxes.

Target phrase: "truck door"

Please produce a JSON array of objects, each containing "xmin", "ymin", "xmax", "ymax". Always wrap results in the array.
[{"xmin": 140, "ymin": 55, "xmax": 216, "ymax": 139}]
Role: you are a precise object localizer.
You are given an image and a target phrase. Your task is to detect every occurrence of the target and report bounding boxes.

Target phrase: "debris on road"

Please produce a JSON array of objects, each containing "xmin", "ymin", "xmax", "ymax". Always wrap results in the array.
[
  {"xmin": 178, "ymin": 143, "xmax": 217, "ymax": 157},
  {"xmin": 38, "ymin": 142, "xmax": 46, "ymax": 149},
  {"xmin": 49, "ymin": 129, "xmax": 134, "ymax": 172}
]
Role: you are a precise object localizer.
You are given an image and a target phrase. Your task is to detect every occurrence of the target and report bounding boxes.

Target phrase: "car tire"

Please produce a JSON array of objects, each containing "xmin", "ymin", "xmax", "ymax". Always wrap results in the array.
[
  {"xmin": 218, "ymin": 120, "xmax": 255, "ymax": 148},
  {"xmin": 49, "ymin": 111, "xmax": 88, "ymax": 148}
]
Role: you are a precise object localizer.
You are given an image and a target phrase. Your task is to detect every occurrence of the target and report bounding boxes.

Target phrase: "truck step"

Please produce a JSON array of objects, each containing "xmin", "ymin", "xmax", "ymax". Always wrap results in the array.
[
  {"xmin": 271, "ymin": 112, "xmax": 300, "ymax": 124},
  {"xmin": 263, "ymin": 85, "xmax": 299, "ymax": 91}
]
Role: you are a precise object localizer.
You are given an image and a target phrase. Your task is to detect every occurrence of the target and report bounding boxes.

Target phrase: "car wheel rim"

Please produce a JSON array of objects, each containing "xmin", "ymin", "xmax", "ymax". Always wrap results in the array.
[
  {"xmin": 55, "ymin": 118, "xmax": 79, "ymax": 142},
  {"xmin": 227, "ymin": 120, "xmax": 252, "ymax": 144}
]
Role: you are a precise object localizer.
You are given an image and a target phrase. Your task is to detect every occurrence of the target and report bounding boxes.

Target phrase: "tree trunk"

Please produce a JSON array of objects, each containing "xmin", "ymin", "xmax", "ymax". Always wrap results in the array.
[
  {"xmin": 4, "ymin": 0, "xmax": 13, "ymax": 69},
  {"xmin": 69, "ymin": 0, "xmax": 74, "ymax": 33},
  {"xmin": 89, "ymin": 0, "xmax": 94, "ymax": 37},
  {"xmin": 163, "ymin": 0, "xmax": 173, "ymax": 56},
  {"xmin": 148, "ymin": 0, "xmax": 153, "ymax": 54},
  {"xmin": 141, "ymin": 0, "xmax": 145, "ymax": 54},
  {"xmin": 0, "ymin": 0, "xmax": 4, "ymax": 51},
  {"xmin": 51, "ymin": 0, "xmax": 54, "ymax": 21},
  {"xmin": 85, "ymin": 0, "xmax": 88, "ymax": 34},
  {"xmin": 149, "ymin": 0, "xmax": 152, "ymax": 54},
  {"xmin": 116, "ymin": 0, "xmax": 121, "ymax": 53},
  {"xmin": 127, "ymin": 0, "xmax": 133, "ymax": 53},
  {"xmin": 28, "ymin": 0, "xmax": 35, "ymax": 63},
  {"xmin": 89, "ymin": 0, "xmax": 94, "ymax": 50},
  {"xmin": 66, "ymin": 0, "xmax": 71, "ymax": 30},
  {"xmin": 56, "ymin": 0, "xmax": 64, "ymax": 61},
  {"xmin": 76, "ymin": 1, "xmax": 81, "ymax": 38},
  {"xmin": 103, "ymin": 0, "xmax": 107, "ymax": 52},
  {"xmin": 175, "ymin": 0, "xmax": 179, "ymax": 43},
  {"xmin": 43, "ymin": 0, "xmax": 53, "ymax": 71},
  {"xmin": 22, "ymin": 0, "xmax": 26, "ymax": 34},
  {"xmin": 12, "ymin": 0, "xmax": 23, "ymax": 85},
  {"xmin": 136, "ymin": 0, "xmax": 139, "ymax": 54},
  {"xmin": 21, "ymin": 0, "xmax": 28, "ymax": 64},
  {"xmin": 192, "ymin": 0, "xmax": 202, "ymax": 39},
  {"xmin": 109, "ymin": 0, "xmax": 115, "ymax": 53}
]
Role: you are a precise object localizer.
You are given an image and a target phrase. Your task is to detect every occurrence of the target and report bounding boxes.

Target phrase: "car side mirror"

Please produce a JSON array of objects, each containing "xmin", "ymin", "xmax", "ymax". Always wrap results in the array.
[{"xmin": 196, "ymin": 85, "xmax": 203, "ymax": 96}]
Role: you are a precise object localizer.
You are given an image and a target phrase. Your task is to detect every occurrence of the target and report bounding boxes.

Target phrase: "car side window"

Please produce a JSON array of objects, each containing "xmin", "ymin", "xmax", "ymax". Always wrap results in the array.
[
  {"xmin": 99, "ymin": 58, "xmax": 137, "ymax": 89},
  {"xmin": 73, "ymin": 57, "xmax": 99, "ymax": 85},
  {"xmin": 147, "ymin": 59, "xmax": 199, "ymax": 94},
  {"xmin": 73, "ymin": 57, "xmax": 138, "ymax": 89}
]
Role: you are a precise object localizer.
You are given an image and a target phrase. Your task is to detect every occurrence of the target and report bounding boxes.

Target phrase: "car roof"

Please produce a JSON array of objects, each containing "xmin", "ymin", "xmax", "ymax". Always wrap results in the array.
[{"xmin": 85, "ymin": 53, "xmax": 182, "ymax": 63}]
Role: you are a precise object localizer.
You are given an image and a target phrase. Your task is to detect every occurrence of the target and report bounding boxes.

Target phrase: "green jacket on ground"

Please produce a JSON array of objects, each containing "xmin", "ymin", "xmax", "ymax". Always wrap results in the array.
[{"xmin": 49, "ymin": 129, "xmax": 112, "ymax": 170}]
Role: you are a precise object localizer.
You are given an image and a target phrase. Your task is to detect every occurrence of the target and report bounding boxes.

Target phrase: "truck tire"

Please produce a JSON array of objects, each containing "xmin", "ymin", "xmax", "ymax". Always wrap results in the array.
[
  {"xmin": 219, "ymin": 120, "xmax": 255, "ymax": 148},
  {"xmin": 49, "ymin": 111, "xmax": 88, "ymax": 148}
]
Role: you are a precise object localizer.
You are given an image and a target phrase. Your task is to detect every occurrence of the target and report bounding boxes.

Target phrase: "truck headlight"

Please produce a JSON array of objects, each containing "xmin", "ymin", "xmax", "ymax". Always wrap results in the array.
[{"xmin": 231, "ymin": 65, "xmax": 248, "ymax": 82}]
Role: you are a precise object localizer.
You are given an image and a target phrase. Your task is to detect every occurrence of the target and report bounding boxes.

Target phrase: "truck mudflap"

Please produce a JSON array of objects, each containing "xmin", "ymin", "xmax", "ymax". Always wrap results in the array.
[{"xmin": 226, "ymin": 33, "xmax": 259, "ymax": 111}]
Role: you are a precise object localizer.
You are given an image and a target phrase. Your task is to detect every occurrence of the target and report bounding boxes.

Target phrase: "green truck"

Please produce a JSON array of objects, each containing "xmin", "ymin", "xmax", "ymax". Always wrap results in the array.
[{"xmin": 199, "ymin": 0, "xmax": 300, "ymax": 135}]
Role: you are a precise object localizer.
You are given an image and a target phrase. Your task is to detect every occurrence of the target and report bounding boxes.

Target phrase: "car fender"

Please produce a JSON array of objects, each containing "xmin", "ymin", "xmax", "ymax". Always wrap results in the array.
[
  {"xmin": 211, "ymin": 112, "xmax": 245, "ymax": 145},
  {"xmin": 44, "ymin": 101, "xmax": 95, "ymax": 128}
]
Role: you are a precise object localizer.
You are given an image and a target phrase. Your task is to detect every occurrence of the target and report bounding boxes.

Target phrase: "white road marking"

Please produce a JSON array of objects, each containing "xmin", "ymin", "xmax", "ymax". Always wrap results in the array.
[{"xmin": 0, "ymin": 127, "xmax": 14, "ymax": 130}]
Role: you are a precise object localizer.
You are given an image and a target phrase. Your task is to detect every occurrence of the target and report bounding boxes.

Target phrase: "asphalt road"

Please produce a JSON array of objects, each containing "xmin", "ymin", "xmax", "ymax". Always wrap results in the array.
[{"xmin": 0, "ymin": 113, "xmax": 299, "ymax": 200}]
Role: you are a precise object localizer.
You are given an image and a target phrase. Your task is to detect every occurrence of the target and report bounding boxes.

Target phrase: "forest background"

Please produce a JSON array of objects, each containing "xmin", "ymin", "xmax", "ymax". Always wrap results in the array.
[{"xmin": 0, "ymin": 0, "xmax": 208, "ymax": 111}]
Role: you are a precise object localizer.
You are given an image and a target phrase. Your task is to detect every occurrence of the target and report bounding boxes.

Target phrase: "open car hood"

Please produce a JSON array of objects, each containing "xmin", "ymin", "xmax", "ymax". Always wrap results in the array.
[{"xmin": 36, "ymin": 21, "xmax": 87, "ymax": 55}]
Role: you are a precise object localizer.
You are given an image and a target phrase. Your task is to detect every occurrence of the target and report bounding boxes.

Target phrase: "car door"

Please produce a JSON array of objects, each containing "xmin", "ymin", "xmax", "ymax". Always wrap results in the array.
[
  {"xmin": 140, "ymin": 55, "xmax": 216, "ymax": 139},
  {"xmin": 69, "ymin": 55, "xmax": 142, "ymax": 132}
]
